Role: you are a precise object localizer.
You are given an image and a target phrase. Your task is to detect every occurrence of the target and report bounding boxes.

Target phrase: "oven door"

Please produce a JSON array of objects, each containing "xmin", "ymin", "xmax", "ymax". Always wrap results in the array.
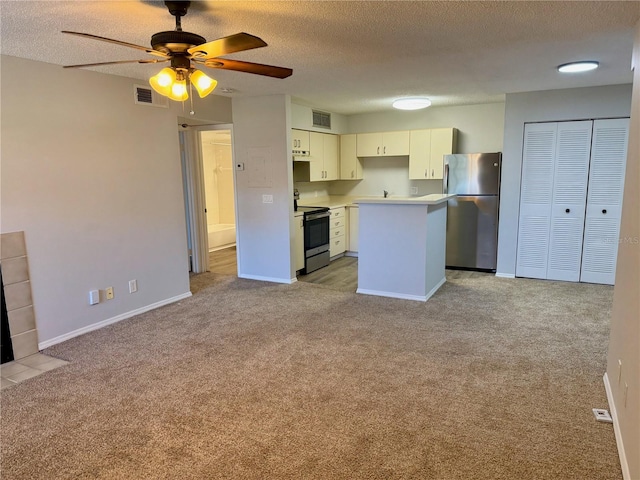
[{"xmin": 304, "ymin": 211, "xmax": 330, "ymax": 255}]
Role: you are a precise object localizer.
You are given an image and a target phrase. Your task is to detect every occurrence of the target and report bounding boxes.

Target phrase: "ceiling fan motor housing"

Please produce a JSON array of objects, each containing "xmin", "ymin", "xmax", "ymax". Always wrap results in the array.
[{"xmin": 151, "ymin": 31, "xmax": 206, "ymax": 55}]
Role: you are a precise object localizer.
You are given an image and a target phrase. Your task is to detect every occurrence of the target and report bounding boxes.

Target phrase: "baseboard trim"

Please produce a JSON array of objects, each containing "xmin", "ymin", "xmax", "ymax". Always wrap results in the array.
[
  {"xmin": 604, "ymin": 372, "xmax": 630, "ymax": 480},
  {"xmin": 356, "ymin": 277, "xmax": 446, "ymax": 302},
  {"xmin": 238, "ymin": 273, "xmax": 294, "ymax": 284},
  {"xmin": 495, "ymin": 272, "xmax": 516, "ymax": 278},
  {"xmin": 38, "ymin": 292, "xmax": 192, "ymax": 350},
  {"xmin": 357, "ymin": 288, "xmax": 427, "ymax": 302}
]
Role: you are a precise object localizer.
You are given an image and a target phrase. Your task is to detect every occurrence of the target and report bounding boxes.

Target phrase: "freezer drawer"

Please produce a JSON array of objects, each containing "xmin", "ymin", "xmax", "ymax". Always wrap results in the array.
[{"xmin": 446, "ymin": 196, "xmax": 499, "ymax": 270}]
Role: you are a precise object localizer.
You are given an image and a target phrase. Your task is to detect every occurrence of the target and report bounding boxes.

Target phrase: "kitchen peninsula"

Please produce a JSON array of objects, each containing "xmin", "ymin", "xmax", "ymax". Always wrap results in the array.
[{"xmin": 354, "ymin": 194, "xmax": 455, "ymax": 301}]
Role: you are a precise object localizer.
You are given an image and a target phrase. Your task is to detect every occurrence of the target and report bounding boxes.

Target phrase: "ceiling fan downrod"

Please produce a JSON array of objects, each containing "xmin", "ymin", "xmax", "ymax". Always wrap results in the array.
[{"xmin": 165, "ymin": 1, "xmax": 191, "ymax": 32}]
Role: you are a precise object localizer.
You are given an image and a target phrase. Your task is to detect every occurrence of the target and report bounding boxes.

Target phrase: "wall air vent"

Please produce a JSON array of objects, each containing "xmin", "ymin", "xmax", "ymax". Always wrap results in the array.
[
  {"xmin": 312, "ymin": 110, "xmax": 331, "ymax": 129},
  {"xmin": 134, "ymin": 85, "xmax": 168, "ymax": 108}
]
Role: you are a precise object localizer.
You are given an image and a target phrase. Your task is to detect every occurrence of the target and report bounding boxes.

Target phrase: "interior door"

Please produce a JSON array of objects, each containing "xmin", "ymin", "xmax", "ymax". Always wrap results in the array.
[
  {"xmin": 546, "ymin": 121, "xmax": 592, "ymax": 281},
  {"xmin": 516, "ymin": 123, "xmax": 557, "ymax": 279},
  {"xmin": 580, "ymin": 118, "xmax": 630, "ymax": 285}
]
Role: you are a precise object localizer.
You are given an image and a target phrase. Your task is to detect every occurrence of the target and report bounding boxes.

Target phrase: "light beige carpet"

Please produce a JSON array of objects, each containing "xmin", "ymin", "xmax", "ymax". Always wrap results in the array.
[{"xmin": 1, "ymin": 273, "xmax": 621, "ymax": 479}]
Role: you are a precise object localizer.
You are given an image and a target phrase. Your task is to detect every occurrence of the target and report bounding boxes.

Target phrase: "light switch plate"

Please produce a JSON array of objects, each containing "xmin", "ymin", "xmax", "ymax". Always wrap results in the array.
[{"xmin": 89, "ymin": 290, "xmax": 99, "ymax": 305}]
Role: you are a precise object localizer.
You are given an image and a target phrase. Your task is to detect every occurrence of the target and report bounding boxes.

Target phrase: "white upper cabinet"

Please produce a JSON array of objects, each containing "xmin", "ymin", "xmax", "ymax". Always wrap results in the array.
[
  {"xmin": 293, "ymin": 131, "xmax": 339, "ymax": 182},
  {"xmin": 356, "ymin": 131, "xmax": 410, "ymax": 157},
  {"xmin": 292, "ymin": 129, "xmax": 310, "ymax": 156},
  {"xmin": 409, "ymin": 128, "xmax": 457, "ymax": 180},
  {"xmin": 339, "ymin": 134, "xmax": 363, "ymax": 180},
  {"xmin": 323, "ymin": 133, "xmax": 339, "ymax": 181}
]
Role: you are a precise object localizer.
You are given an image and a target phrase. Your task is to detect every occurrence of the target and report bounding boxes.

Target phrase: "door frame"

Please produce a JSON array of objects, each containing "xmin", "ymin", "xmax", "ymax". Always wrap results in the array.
[{"xmin": 180, "ymin": 123, "xmax": 237, "ymax": 274}]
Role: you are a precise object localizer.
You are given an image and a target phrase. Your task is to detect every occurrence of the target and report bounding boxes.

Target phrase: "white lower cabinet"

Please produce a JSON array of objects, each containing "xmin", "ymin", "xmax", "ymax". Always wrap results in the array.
[
  {"xmin": 294, "ymin": 214, "xmax": 305, "ymax": 272},
  {"xmin": 329, "ymin": 207, "xmax": 346, "ymax": 257},
  {"xmin": 516, "ymin": 118, "xmax": 629, "ymax": 285},
  {"xmin": 347, "ymin": 206, "xmax": 359, "ymax": 253}
]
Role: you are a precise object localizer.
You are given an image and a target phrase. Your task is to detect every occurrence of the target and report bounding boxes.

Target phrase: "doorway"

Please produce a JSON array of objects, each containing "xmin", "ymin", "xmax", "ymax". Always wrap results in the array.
[
  {"xmin": 200, "ymin": 130, "xmax": 236, "ymax": 253},
  {"xmin": 180, "ymin": 124, "xmax": 239, "ymax": 275}
]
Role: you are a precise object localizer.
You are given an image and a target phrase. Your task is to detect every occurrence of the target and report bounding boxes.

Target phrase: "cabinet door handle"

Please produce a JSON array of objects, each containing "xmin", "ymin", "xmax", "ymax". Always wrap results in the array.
[
  {"xmin": 384, "ymin": 146, "xmax": 386, "ymax": 154},
  {"xmin": 602, "ymin": 209, "xmax": 607, "ymax": 214},
  {"xmin": 377, "ymin": 146, "xmax": 380, "ymax": 155},
  {"xmin": 565, "ymin": 208, "xmax": 570, "ymax": 213},
  {"xmin": 432, "ymin": 169, "xmax": 434, "ymax": 177},
  {"xmin": 425, "ymin": 169, "xmax": 428, "ymax": 177},
  {"xmin": 351, "ymin": 170, "xmax": 354, "ymax": 178}
]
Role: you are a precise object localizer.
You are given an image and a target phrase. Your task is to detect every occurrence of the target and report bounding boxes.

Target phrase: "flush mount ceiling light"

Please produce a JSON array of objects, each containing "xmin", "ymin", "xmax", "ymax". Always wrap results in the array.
[
  {"xmin": 392, "ymin": 98, "xmax": 432, "ymax": 110},
  {"xmin": 557, "ymin": 61, "xmax": 599, "ymax": 73}
]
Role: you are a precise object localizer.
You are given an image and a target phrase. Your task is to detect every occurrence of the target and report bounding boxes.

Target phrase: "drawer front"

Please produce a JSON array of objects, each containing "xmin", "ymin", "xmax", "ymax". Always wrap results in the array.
[
  {"xmin": 330, "ymin": 235, "xmax": 346, "ymax": 256},
  {"xmin": 330, "ymin": 207, "xmax": 345, "ymax": 220},
  {"xmin": 331, "ymin": 227, "xmax": 345, "ymax": 238},
  {"xmin": 331, "ymin": 217, "xmax": 345, "ymax": 230}
]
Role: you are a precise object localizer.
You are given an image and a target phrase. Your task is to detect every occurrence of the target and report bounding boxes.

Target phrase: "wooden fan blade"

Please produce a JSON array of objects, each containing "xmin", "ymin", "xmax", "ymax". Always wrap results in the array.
[
  {"xmin": 188, "ymin": 32, "xmax": 267, "ymax": 59},
  {"xmin": 63, "ymin": 59, "xmax": 170, "ymax": 69},
  {"xmin": 201, "ymin": 58, "xmax": 292, "ymax": 79},
  {"xmin": 62, "ymin": 31, "xmax": 169, "ymax": 58}
]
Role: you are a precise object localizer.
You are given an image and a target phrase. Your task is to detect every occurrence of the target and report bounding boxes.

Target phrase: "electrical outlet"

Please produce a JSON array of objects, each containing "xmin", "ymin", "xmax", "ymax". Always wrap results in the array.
[
  {"xmin": 105, "ymin": 286, "xmax": 114, "ymax": 300},
  {"xmin": 262, "ymin": 194, "xmax": 273, "ymax": 204},
  {"xmin": 592, "ymin": 408, "xmax": 613, "ymax": 423},
  {"xmin": 89, "ymin": 290, "xmax": 99, "ymax": 305},
  {"xmin": 129, "ymin": 279, "xmax": 138, "ymax": 293},
  {"xmin": 411, "ymin": 187, "xmax": 418, "ymax": 195}
]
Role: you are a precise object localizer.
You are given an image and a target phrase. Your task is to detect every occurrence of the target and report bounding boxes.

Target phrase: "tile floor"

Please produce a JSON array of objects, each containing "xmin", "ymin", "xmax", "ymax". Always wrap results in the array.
[{"xmin": 1, "ymin": 353, "xmax": 68, "ymax": 390}]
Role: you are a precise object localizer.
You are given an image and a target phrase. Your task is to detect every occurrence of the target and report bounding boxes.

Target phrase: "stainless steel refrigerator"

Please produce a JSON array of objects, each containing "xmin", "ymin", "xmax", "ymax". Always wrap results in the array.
[{"xmin": 443, "ymin": 153, "xmax": 501, "ymax": 271}]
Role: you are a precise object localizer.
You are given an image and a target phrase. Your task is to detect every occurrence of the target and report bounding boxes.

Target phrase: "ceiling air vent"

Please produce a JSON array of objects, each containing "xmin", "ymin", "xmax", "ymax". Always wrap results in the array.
[
  {"xmin": 312, "ymin": 110, "xmax": 331, "ymax": 129},
  {"xmin": 134, "ymin": 85, "xmax": 168, "ymax": 108}
]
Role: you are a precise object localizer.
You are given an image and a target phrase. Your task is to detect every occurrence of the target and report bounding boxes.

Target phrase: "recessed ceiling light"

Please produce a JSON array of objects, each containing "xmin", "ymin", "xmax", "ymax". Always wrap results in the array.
[
  {"xmin": 557, "ymin": 61, "xmax": 599, "ymax": 73},
  {"xmin": 392, "ymin": 98, "xmax": 432, "ymax": 110}
]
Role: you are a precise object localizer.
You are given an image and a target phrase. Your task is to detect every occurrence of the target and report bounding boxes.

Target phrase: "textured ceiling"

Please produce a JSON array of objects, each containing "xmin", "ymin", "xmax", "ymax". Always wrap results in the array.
[{"xmin": 1, "ymin": 1, "xmax": 639, "ymax": 114}]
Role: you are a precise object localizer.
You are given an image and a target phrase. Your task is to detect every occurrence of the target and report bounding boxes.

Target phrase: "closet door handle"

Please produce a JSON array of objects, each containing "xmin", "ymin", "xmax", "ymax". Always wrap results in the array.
[
  {"xmin": 565, "ymin": 208, "xmax": 570, "ymax": 213},
  {"xmin": 602, "ymin": 209, "xmax": 607, "ymax": 214}
]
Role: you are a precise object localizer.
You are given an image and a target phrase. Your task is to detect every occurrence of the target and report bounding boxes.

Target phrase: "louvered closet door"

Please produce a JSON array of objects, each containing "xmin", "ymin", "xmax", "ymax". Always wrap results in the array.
[
  {"xmin": 546, "ymin": 121, "xmax": 592, "ymax": 281},
  {"xmin": 516, "ymin": 123, "xmax": 557, "ymax": 279},
  {"xmin": 580, "ymin": 118, "xmax": 630, "ymax": 285}
]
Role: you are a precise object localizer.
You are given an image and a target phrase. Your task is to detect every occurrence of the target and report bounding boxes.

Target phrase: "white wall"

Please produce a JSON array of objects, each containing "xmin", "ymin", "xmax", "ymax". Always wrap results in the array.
[
  {"xmin": 232, "ymin": 95, "xmax": 295, "ymax": 283},
  {"xmin": 607, "ymin": 20, "xmax": 640, "ymax": 480},
  {"xmin": 497, "ymin": 84, "xmax": 632, "ymax": 276},
  {"xmin": 0, "ymin": 55, "xmax": 232, "ymax": 345},
  {"xmin": 291, "ymin": 102, "xmax": 348, "ymax": 134}
]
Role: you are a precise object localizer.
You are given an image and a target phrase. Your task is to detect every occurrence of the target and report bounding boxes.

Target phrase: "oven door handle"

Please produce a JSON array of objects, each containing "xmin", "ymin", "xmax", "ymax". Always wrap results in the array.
[{"xmin": 305, "ymin": 211, "xmax": 330, "ymax": 221}]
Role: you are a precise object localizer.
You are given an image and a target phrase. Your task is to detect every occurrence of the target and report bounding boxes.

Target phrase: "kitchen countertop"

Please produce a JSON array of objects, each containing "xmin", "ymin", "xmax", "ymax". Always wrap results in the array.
[
  {"xmin": 354, "ymin": 194, "xmax": 455, "ymax": 205},
  {"xmin": 298, "ymin": 194, "xmax": 454, "ymax": 209}
]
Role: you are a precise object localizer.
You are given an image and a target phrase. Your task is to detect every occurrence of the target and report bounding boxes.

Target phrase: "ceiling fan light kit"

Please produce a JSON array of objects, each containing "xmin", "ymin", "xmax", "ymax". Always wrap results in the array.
[
  {"xmin": 392, "ymin": 98, "xmax": 432, "ymax": 110},
  {"xmin": 62, "ymin": 0, "xmax": 292, "ymax": 103},
  {"xmin": 557, "ymin": 61, "xmax": 599, "ymax": 73}
]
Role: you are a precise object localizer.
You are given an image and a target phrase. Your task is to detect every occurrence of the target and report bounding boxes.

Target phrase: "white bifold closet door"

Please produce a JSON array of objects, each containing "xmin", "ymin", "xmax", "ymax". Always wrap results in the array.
[
  {"xmin": 516, "ymin": 123, "xmax": 556, "ymax": 279},
  {"xmin": 580, "ymin": 118, "xmax": 630, "ymax": 285},
  {"xmin": 516, "ymin": 121, "xmax": 592, "ymax": 280},
  {"xmin": 546, "ymin": 121, "xmax": 593, "ymax": 281}
]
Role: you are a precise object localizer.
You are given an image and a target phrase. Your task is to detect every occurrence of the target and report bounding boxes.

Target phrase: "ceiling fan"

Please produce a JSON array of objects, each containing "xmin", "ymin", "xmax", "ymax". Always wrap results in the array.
[{"xmin": 62, "ymin": 0, "xmax": 292, "ymax": 101}]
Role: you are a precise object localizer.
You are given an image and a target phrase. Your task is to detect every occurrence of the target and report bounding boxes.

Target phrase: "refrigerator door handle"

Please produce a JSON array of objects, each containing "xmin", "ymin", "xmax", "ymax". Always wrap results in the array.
[{"xmin": 443, "ymin": 164, "xmax": 449, "ymax": 194}]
